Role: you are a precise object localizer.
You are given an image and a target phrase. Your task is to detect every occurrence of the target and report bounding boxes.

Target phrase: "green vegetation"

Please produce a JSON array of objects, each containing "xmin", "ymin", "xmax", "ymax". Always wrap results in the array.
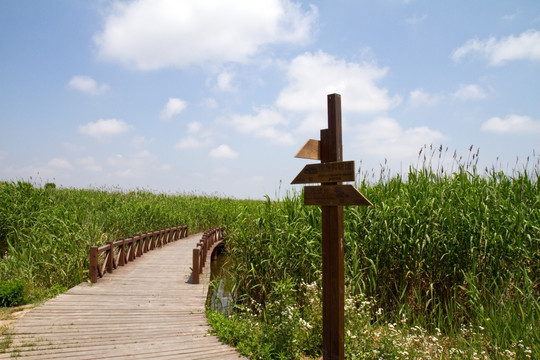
[
  {"xmin": 209, "ymin": 151, "xmax": 539, "ymax": 359},
  {"xmin": 0, "ymin": 182, "xmax": 258, "ymax": 303},
  {"xmin": 1, "ymin": 148, "xmax": 538, "ymax": 359},
  {"xmin": 0, "ymin": 281, "xmax": 24, "ymax": 307}
]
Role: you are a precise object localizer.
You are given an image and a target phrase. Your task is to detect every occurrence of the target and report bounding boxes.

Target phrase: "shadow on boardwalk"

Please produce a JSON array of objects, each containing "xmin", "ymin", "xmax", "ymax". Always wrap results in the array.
[{"xmin": 0, "ymin": 233, "xmax": 243, "ymax": 359}]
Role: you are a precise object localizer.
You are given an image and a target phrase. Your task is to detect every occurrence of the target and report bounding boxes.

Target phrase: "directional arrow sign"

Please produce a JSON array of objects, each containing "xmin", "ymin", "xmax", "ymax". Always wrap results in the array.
[
  {"xmin": 295, "ymin": 139, "xmax": 320, "ymax": 160},
  {"xmin": 304, "ymin": 185, "xmax": 373, "ymax": 206},
  {"xmin": 291, "ymin": 161, "xmax": 355, "ymax": 184}
]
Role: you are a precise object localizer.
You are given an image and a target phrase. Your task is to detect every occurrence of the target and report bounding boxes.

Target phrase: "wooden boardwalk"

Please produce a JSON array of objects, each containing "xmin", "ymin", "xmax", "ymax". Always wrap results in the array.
[{"xmin": 1, "ymin": 233, "xmax": 243, "ymax": 359}]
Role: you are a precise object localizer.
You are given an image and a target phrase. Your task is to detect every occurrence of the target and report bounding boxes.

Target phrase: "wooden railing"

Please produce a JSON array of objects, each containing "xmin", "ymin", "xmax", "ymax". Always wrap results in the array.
[
  {"xmin": 192, "ymin": 227, "xmax": 223, "ymax": 284},
  {"xmin": 89, "ymin": 225, "xmax": 189, "ymax": 283}
]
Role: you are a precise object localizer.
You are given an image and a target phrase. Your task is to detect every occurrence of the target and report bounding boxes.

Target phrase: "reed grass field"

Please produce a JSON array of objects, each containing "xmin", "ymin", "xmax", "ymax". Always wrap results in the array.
[
  {"xmin": 1, "ymin": 148, "xmax": 539, "ymax": 359},
  {"xmin": 0, "ymin": 183, "xmax": 258, "ymax": 301},
  {"xmin": 210, "ymin": 150, "xmax": 539, "ymax": 359}
]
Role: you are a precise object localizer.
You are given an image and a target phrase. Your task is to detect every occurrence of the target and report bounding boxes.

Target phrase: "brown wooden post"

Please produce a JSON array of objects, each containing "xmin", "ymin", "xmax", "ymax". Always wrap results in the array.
[
  {"xmin": 119, "ymin": 238, "xmax": 125, "ymax": 266},
  {"xmin": 89, "ymin": 246, "xmax": 98, "ymax": 283},
  {"xmin": 131, "ymin": 237, "xmax": 138, "ymax": 261},
  {"xmin": 170, "ymin": 227, "xmax": 176, "ymax": 242},
  {"xmin": 138, "ymin": 234, "xmax": 144, "ymax": 256},
  {"xmin": 158, "ymin": 230, "xmax": 163, "ymax": 247},
  {"xmin": 321, "ymin": 93, "xmax": 344, "ymax": 360},
  {"xmin": 143, "ymin": 233, "xmax": 149, "ymax": 253},
  {"xmin": 164, "ymin": 228, "xmax": 170, "ymax": 245},
  {"xmin": 202, "ymin": 236, "xmax": 207, "ymax": 267},
  {"xmin": 106, "ymin": 242, "xmax": 114, "ymax": 274},
  {"xmin": 193, "ymin": 248, "xmax": 200, "ymax": 284},
  {"xmin": 149, "ymin": 231, "xmax": 155, "ymax": 250},
  {"xmin": 125, "ymin": 238, "xmax": 132, "ymax": 263}
]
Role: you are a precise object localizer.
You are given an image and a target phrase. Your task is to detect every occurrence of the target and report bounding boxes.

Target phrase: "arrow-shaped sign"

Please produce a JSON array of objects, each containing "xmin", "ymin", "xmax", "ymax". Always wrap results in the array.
[
  {"xmin": 304, "ymin": 185, "xmax": 373, "ymax": 206},
  {"xmin": 295, "ymin": 139, "xmax": 320, "ymax": 160},
  {"xmin": 291, "ymin": 161, "xmax": 355, "ymax": 184}
]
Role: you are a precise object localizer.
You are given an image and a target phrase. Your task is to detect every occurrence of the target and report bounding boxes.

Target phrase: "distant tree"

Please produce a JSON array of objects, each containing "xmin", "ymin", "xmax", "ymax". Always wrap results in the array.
[{"xmin": 45, "ymin": 182, "xmax": 56, "ymax": 189}]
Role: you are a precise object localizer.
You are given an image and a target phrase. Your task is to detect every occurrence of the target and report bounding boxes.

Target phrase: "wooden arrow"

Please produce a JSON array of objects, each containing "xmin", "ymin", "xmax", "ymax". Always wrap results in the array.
[
  {"xmin": 304, "ymin": 185, "xmax": 373, "ymax": 206},
  {"xmin": 291, "ymin": 161, "xmax": 355, "ymax": 184},
  {"xmin": 295, "ymin": 139, "xmax": 320, "ymax": 160}
]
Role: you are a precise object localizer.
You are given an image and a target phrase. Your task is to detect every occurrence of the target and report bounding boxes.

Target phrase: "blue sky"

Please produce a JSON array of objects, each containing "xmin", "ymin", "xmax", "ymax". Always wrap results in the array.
[{"xmin": 1, "ymin": 0, "xmax": 539, "ymax": 199}]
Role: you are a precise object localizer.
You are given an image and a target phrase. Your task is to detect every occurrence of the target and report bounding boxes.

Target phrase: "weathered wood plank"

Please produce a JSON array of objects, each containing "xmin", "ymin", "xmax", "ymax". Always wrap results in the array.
[{"xmin": 1, "ymin": 233, "xmax": 243, "ymax": 359}]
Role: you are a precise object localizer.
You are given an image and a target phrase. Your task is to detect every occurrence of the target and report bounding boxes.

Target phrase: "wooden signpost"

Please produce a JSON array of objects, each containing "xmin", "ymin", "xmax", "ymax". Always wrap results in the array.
[{"xmin": 292, "ymin": 94, "xmax": 372, "ymax": 360}]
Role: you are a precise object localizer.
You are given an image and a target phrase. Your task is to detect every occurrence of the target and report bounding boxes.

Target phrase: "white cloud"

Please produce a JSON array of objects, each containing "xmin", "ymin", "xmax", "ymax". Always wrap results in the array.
[
  {"xmin": 48, "ymin": 158, "xmax": 72, "ymax": 169},
  {"xmin": 202, "ymin": 98, "xmax": 218, "ymax": 109},
  {"xmin": 130, "ymin": 135, "xmax": 155, "ymax": 148},
  {"xmin": 174, "ymin": 136, "xmax": 211, "ymax": 150},
  {"xmin": 94, "ymin": 0, "xmax": 317, "ymax": 69},
  {"xmin": 453, "ymin": 84, "xmax": 487, "ymax": 100},
  {"xmin": 209, "ymin": 144, "xmax": 239, "ymax": 159},
  {"xmin": 4, "ymin": 163, "xmax": 56, "ymax": 180},
  {"xmin": 161, "ymin": 98, "xmax": 187, "ymax": 120},
  {"xmin": 68, "ymin": 75, "xmax": 109, "ymax": 95},
  {"xmin": 107, "ymin": 150, "xmax": 157, "ymax": 178},
  {"xmin": 216, "ymin": 71, "xmax": 237, "ymax": 91},
  {"xmin": 276, "ymin": 51, "xmax": 399, "ymax": 113},
  {"xmin": 451, "ymin": 29, "xmax": 540, "ymax": 65},
  {"xmin": 481, "ymin": 114, "xmax": 540, "ymax": 134},
  {"xmin": 187, "ymin": 122, "xmax": 203, "ymax": 134},
  {"xmin": 174, "ymin": 122, "xmax": 212, "ymax": 149},
  {"xmin": 409, "ymin": 88, "xmax": 440, "ymax": 107},
  {"xmin": 227, "ymin": 108, "xmax": 294, "ymax": 145},
  {"xmin": 78, "ymin": 118, "xmax": 133, "ymax": 139},
  {"xmin": 295, "ymin": 112, "xmax": 326, "ymax": 134},
  {"xmin": 502, "ymin": 10, "xmax": 520, "ymax": 22},
  {"xmin": 159, "ymin": 164, "xmax": 172, "ymax": 172},
  {"xmin": 76, "ymin": 156, "xmax": 102, "ymax": 172},
  {"xmin": 354, "ymin": 117, "xmax": 444, "ymax": 158}
]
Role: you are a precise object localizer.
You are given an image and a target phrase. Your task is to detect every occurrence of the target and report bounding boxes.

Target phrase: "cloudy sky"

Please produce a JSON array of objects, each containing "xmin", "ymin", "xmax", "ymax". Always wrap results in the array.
[{"xmin": 1, "ymin": 1, "xmax": 539, "ymax": 199}]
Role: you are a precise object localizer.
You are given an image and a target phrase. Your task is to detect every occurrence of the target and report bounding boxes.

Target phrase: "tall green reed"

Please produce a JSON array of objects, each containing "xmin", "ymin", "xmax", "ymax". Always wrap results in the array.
[
  {"xmin": 0, "ymin": 181, "xmax": 258, "ymax": 302},
  {"xmin": 219, "ymin": 150, "xmax": 539, "ymax": 358}
]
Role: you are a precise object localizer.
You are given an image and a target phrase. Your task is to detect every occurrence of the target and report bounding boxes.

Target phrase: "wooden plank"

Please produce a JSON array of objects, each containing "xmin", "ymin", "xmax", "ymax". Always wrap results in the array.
[
  {"xmin": 295, "ymin": 139, "xmax": 320, "ymax": 160},
  {"xmin": 291, "ymin": 160, "xmax": 355, "ymax": 184},
  {"xmin": 304, "ymin": 184, "xmax": 373, "ymax": 206}
]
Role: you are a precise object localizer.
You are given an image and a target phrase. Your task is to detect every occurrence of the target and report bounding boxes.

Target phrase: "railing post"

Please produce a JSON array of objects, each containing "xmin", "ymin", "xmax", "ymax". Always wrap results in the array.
[
  {"xmin": 202, "ymin": 236, "xmax": 208, "ymax": 267},
  {"xmin": 199, "ymin": 244, "xmax": 204, "ymax": 274},
  {"xmin": 106, "ymin": 242, "xmax": 114, "ymax": 273},
  {"xmin": 164, "ymin": 228, "xmax": 170, "ymax": 245},
  {"xmin": 159, "ymin": 229, "xmax": 165, "ymax": 247},
  {"xmin": 193, "ymin": 248, "xmax": 200, "ymax": 284},
  {"xmin": 143, "ymin": 233, "xmax": 148, "ymax": 254},
  {"xmin": 89, "ymin": 246, "xmax": 98, "ymax": 283},
  {"xmin": 119, "ymin": 238, "xmax": 125, "ymax": 266},
  {"xmin": 155, "ymin": 230, "xmax": 160, "ymax": 248},
  {"xmin": 130, "ymin": 237, "xmax": 137, "ymax": 261}
]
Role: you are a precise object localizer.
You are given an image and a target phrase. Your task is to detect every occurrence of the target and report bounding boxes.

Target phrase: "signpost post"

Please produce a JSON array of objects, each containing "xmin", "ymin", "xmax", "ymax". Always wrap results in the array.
[{"xmin": 292, "ymin": 94, "xmax": 372, "ymax": 360}]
